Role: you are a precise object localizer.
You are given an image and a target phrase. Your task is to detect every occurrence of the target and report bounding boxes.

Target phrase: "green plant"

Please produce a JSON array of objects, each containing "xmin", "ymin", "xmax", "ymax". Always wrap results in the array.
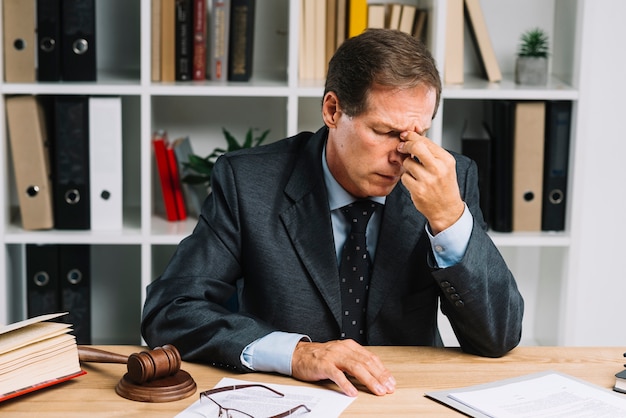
[
  {"xmin": 182, "ymin": 127, "xmax": 270, "ymax": 186},
  {"xmin": 517, "ymin": 27, "xmax": 549, "ymax": 57}
]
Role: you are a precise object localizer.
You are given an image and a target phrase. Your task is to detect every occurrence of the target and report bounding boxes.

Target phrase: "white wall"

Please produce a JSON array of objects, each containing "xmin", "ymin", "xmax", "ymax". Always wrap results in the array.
[{"xmin": 565, "ymin": 0, "xmax": 626, "ymax": 345}]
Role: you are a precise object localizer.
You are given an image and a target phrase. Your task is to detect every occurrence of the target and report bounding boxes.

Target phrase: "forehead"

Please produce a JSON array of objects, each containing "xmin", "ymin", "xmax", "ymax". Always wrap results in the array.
[{"xmin": 361, "ymin": 84, "xmax": 436, "ymax": 132}]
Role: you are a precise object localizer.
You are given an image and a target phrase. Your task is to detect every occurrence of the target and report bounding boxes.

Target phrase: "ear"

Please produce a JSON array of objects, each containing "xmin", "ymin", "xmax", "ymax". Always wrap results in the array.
[{"xmin": 322, "ymin": 92, "xmax": 341, "ymax": 128}]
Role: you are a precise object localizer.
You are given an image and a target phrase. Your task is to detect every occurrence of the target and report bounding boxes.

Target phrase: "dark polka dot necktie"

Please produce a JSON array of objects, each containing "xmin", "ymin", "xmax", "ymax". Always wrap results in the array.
[{"xmin": 338, "ymin": 200, "xmax": 378, "ymax": 344}]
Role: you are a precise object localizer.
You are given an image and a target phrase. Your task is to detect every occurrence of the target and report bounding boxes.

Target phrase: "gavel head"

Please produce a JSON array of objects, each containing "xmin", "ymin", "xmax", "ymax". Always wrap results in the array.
[{"xmin": 126, "ymin": 344, "xmax": 182, "ymax": 384}]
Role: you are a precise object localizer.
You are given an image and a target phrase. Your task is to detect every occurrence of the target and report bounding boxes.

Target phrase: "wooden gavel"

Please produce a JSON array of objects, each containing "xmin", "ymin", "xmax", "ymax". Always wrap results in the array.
[{"xmin": 77, "ymin": 345, "xmax": 182, "ymax": 384}]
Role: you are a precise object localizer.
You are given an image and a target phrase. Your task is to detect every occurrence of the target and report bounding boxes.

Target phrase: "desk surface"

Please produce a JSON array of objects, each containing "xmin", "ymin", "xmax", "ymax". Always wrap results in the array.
[{"xmin": 1, "ymin": 346, "xmax": 623, "ymax": 417}]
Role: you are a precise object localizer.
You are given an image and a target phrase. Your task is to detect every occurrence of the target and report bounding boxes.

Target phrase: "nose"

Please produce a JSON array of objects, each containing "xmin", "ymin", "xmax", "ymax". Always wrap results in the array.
[{"xmin": 389, "ymin": 137, "xmax": 408, "ymax": 166}]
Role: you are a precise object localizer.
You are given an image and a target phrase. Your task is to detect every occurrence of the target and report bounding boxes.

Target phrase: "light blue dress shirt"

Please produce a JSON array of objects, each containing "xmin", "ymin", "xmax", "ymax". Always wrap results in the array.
[{"xmin": 241, "ymin": 143, "xmax": 473, "ymax": 375}]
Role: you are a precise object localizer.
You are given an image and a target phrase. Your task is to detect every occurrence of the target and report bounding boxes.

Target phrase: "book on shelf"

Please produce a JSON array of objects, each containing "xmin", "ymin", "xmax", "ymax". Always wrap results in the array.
[
  {"xmin": 299, "ymin": 0, "xmax": 325, "ymax": 80},
  {"xmin": 326, "ymin": 0, "xmax": 338, "ymax": 67},
  {"xmin": 367, "ymin": 4, "xmax": 386, "ymax": 29},
  {"xmin": 3, "ymin": 0, "xmax": 36, "ymax": 82},
  {"xmin": 161, "ymin": 0, "xmax": 177, "ymax": 81},
  {"xmin": 398, "ymin": 4, "xmax": 416, "ymax": 35},
  {"xmin": 208, "ymin": 0, "xmax": 230, "ymax": 81},
  {"xmin": 171, "ymin": 136, "xmax": 207, "ymax": 218},
  {"xmin": 192, "ymin": 0, "xmax": 207, "ymax": 80},
  {"xmin": 413, "ymin": 9, "xmax": 428, "ymax": 42},
  {"xmin": 0, "ymin": 313, "xmax": 85, "ymax": 403},
  {"xmin": 5, "ymin": 95, "xmax": 55, "ymax": 231},
  {"xmin": 153, "ymin": 131, "xmax": 184, "ymax": 221},
  {"xmin": 166, "ymin": 140, "xmax": 188, "ymax": 220},
  {"xmin": 151, "ymin": 0, "xmax": 162, "ymax": 81},
  {"xmin": 387, "ymin": 4, "xmax": 402, "ymax": 30},
  {"xmin": 228, "ymin": 0, "xmax": 256, "ymax": 81},
  {"xmin": 444, "ymin": 0, "xmax": 464, "ymax": 84},
  {"xmin": 175, "ymin": 0, "xmax": 193, "ymax": 81},
  {"xmin": 348, "ymin": 0, "xmax": 367, "ymax": 38},
  {"xmin": 335, "ymin": 0, "xmax": 347, "ymax": 48},
  {"xmin": 464, "ymin": 0, "xmax": 501, "ymax": 82}
]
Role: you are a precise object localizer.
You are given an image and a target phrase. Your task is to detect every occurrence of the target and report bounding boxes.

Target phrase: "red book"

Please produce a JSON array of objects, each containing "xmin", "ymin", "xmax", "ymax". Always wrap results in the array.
[
  {"xmin": 192, "ymin": 0, "xmax": 207, "ymax": 80},
  {"xmin": 166, "ymin": 143, "xmax": 187, "ymax": 220},
  {"xmin": 153, "ymin": 131, "xmax": 180, "ymax": 221}
]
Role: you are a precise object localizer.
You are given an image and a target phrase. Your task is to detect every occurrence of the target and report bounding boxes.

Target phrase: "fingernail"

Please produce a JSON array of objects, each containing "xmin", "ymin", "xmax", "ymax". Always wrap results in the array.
[
  {"xmin": 375, "ymin": 384, "xmax": 386, "ymax": 394},
  {"xmin": 397, "ymin": 142, "xmax": 405, "ymax": 151}
]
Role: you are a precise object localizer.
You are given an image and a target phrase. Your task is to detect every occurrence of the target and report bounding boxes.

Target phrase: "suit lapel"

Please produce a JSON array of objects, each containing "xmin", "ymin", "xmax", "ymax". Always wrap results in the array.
[
  {"xmin": 279, "ymin": 128, "xmax": 343, "ymax": 327},
  {"xmin": 367, "ymin": 185, "xmax": 426, "ymax": 324}
]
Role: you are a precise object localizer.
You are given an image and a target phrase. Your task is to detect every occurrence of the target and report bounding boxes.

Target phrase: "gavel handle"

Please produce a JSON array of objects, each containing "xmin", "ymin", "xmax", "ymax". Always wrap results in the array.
[{"xmin": 78, "ymin": 346, "xmax": 129, "ymax": 364}]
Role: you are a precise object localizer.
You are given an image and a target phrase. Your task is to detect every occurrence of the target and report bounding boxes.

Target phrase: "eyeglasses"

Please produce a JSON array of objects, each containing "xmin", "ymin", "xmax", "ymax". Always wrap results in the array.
[{"xmin": 199, "ymin": 384, "xmax": 311, "ymax": 418}]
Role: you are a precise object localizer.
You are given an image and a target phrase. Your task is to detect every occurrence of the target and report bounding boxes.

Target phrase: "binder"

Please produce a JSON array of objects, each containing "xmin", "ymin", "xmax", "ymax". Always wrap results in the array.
[
  {"xmin": 3, "ymin": 0, "xmax": 36, "ymax": 82},
  {"xmin": 26, "ymin": 244, "xmax": 61, "ymax": 318},
  {"xmin": 151, "ymin": 0, "xmax": 162, "ymax": 81},
  {"xmin": 52, "ymin": 96, "xmax": 91, "ymax": 230},
  {"xmin": 5, "ymin": 96, "xmax": 55, "ymax": 231},
  {"xmin": 228, "ymin": 0, "xmax": 256, "ymax": 81},
  {"xmin": 348, "ymin": 0, "xmax": 367, "ymax": 38},
  {"xmin": 542, "ymin": 101, "xmax": 572, "ymax": 231},
  {"xmin": 89, "ymin": 97, "xmax": 123, "ymax": 230},
  {"xmin": 37, "ymin": 0, "xmax": 62, "ymax": 81},
  {"xmin": 490, "ymin": 100, "xmax": 515, "ymax": 232},
  {"xmin": 462, "ymin": 122, "xmax": 492, "ymax": 228},
  {"xmin": 512, "ymin": 101, "xmax": 546, "ymax": 231},
  {"xmin": 175, "ymin": 0, "xmax": 193, "ymax": 81},
  {"xmin": 61, "ymin": 0, "xmax": 96, "ymax": 81},
  {"xmin": 59, "ymin": 245, "xmax": 91, "ymax": 344}
]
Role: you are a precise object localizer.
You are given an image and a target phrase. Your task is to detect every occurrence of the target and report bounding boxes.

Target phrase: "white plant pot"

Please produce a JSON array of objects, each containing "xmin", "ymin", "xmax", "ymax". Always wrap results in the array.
[{"xmin": 515, "ymin": 56, "xmax": 548, "ymax": 86}]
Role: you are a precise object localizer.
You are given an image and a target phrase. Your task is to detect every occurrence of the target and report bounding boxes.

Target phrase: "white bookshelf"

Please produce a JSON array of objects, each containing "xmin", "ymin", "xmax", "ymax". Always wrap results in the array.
[{"xmin": 3, "ymin": 0, "xmax": 616, "ymax": 347}]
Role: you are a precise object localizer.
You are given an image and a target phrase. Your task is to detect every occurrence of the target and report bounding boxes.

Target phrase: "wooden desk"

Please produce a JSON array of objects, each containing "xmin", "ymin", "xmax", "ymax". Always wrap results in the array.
[{"xmin": 1, "ymin": 346, "xmax": 623, "ymax": 417}]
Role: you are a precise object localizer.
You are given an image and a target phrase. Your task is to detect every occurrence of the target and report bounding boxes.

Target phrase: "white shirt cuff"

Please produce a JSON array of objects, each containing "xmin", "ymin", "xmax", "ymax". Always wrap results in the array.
[
  {"xmin": 241, "ymin": 331, "xmax": 311, "ymax": 376},
  {"xmin": 426, "ymin": 203, "xmax": 473, "ymax": 268}
]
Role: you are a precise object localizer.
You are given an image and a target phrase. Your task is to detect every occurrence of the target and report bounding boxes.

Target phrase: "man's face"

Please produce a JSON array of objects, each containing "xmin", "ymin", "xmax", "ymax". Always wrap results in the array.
[{"xmin": 325, "ymin": 83, "xmax": 437, "ymax": 198}]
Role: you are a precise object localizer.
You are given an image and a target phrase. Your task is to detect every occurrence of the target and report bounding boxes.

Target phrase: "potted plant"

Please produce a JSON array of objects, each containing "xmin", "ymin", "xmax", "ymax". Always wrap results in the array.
[
  {"xmin": 515, "ymin": 27, "xmax": 549, "ymax": 86},
  {"xmin": 181, "ymin": 127, "xmax": 270, "ymax": 189}
]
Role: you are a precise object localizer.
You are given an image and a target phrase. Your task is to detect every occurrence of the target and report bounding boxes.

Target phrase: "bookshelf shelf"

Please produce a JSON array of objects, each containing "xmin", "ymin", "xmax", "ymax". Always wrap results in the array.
[{"xmin": 5, "ymin": 0, "xmax": 619, "ymax": 349}]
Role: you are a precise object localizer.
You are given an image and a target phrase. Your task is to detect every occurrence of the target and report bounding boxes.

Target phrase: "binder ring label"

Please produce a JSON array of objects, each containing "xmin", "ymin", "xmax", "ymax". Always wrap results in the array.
[
  {"xmin": 26, "ymin": 185, "xmax": 40, "ymax": 197},
  {"xmin": 72, "ymin": 39, "xmax": 89, "ymax": 55},
  {"xmin": 549, "ymin": 189, "xmax": 564, "ymax": 204},
  {"xmin": 65, "ymin": 189, "xmax": 81, "ymax": 204},
  {"xmin": 67, "ymin": 269, "xmax": 83, "ymax": 285},
  {"xmin": 33, "ymin": 272, "xmax": 50, "ymax": 287},
  {"xmin": 40, "ymin": 37, "xmax": 56, "ymax": 52}
]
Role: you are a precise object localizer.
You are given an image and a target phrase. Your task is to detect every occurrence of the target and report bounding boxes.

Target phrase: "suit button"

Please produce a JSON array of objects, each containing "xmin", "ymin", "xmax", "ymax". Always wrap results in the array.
[
  {"xmin": 446, "ymin": 287, "xmax": 456, "ymax": 293},
  {"xmin": 450, "ymin": 293, "xmax": 460, "ymax": 301},
  {"xmin": 454, "ymin": 300, "xmax": 465, "ymax": 307},
  {"xmin": 440, "ymin": 281, "xmax": 451, "ymax": 288}
]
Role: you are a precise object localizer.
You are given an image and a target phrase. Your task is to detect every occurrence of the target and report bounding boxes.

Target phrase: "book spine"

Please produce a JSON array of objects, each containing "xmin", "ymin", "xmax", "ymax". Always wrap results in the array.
[
  {"xmin": 228, "ymin": 0, "xmax": 255, "ymax": 81},
  {"xmin": 209, "ymin": 0, "xmax": 230, "ymax": 81},
  {"xmin": 192, "ymin": 0, "xmax": 207, "ymax": 80},
  {"xmin": 175, "ymin": 0, "xmax": 193, "ymax": 81},
  {"xmin": 153, "ymin": 132, "xmax": 180, "ymax": 221}
]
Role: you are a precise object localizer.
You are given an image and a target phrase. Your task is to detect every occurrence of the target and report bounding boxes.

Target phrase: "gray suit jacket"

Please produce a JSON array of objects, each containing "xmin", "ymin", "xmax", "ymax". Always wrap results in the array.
[{"xmin": 141, "ymin": 127, "xmax": 524, "ymax": 371}]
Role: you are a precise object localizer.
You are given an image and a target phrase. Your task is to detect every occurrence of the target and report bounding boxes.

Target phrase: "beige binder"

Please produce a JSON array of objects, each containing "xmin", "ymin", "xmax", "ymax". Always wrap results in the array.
[
  {"xmin": 3, "ymin": 0, "xmax": 36, "ymax": 82},
  {"xmin": 464, "ymin": 0, "xmax": 502, "ymax": 82},
  {"xmin": 5, "ymin": 96, "xmax": 54, "ymax": 230},
  {"xmin": 512, "ymin": 101, "xmax": 546, "ymax": 231}
]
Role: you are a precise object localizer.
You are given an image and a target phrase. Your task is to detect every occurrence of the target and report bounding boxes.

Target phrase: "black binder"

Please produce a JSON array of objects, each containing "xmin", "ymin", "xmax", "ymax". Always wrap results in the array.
[
  {"xmin": 461, "ymin": 122, "xmax": 492, "ymax": 228},
  {"xmin": 59, "ymin": 245, "xmax": 91, "ymax": 344},
  {"xmin": 61, "ymin": 0, "xmax": 96, "ymax": 81},
  {"xmin": 37, "ymin": 0, "xmax": 62, "ymax": 81},
  {"xmin": 52, "ymin": 96, "xmax": 91, "ymax": 230},
  {"xmin": 26, "ymin": 244, "xmax": 60, "ymax": 318},
  {"xmin": 490, "ymin": 100, "xmax": 516, "ymax": 232},
  {"xmin": 542, "ymin": 101, "xmax": 572, "ymax": 231}
]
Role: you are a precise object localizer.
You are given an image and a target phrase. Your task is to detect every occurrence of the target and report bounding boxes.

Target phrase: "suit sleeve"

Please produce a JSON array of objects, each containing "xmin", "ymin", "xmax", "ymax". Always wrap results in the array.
[
  {"xmin": 432, "ymin": 155, "xmax": 524, "ymax": 357},
  {"xmin": 141, "ymin": 156, "xmax": 277, "ymax": 371}
]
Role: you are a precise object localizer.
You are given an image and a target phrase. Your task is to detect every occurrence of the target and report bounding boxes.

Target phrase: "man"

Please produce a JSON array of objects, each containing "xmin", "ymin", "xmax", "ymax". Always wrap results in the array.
[{"xmin": 141, "ymin": 28, "xmax": 524, "ymax": 398}]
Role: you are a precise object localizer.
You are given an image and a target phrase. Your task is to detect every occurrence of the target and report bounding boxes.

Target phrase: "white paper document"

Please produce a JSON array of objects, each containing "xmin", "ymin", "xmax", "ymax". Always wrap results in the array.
[
  {"xmin": 176, "ymin": 377, "xmax": 355, "ymax": 417},
  {"xmin": 426, "ymin": 371, "xmax": 626, "ymax": 418}
]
